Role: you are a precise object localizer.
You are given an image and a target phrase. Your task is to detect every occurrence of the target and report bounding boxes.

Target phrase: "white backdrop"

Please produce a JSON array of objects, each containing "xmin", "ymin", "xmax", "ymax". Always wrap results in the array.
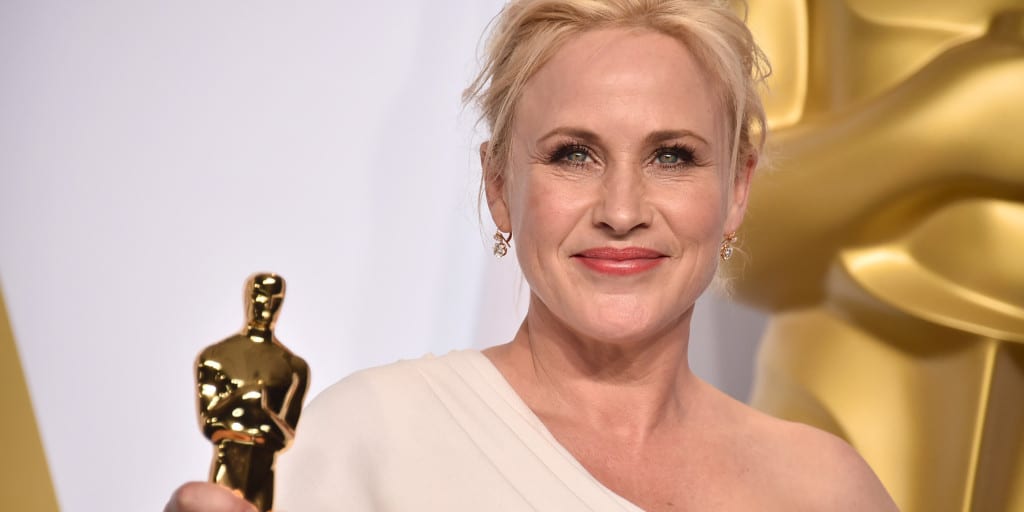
[{"xmin": 0, "ymin": 1, "xmax": 766, "ymax": 510}]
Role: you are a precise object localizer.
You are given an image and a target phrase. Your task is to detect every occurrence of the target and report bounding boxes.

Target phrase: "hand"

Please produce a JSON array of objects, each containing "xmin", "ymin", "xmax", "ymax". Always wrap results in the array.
[{"xmin": 164, "ymin": 482, "xmax": 257, "ymax": 512}]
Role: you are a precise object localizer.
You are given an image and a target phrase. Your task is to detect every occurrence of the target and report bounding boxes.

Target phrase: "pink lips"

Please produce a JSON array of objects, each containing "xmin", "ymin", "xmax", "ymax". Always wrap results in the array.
[{"xmin": 573, "ymin": 247, "xmax": 667, "ymax": 276}]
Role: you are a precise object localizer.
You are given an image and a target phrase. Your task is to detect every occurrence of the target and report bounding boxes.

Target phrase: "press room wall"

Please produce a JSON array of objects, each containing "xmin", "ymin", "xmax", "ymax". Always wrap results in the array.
[{"xmin": 0, "ymin": 1, "xmax": 768, "ymax": 510}]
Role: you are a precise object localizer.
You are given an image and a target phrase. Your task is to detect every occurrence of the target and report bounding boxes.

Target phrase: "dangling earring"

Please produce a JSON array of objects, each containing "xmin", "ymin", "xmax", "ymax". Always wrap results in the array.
[
  {"xmin": 720, "ymin": 232, "xmax": 738, "ymax": 261},
  {"xmin": 493, "ymin": 230, "xmax": 512, "ymax": 258}
]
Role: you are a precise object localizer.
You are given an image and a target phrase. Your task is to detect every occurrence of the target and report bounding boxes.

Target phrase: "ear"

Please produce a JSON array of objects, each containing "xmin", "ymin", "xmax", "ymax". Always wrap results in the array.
[
  {"xmin": 724, "ymin": 153, "xmax": 757, "ymax": 233},
  {"xmin": 481, "ymin": 142, "xmax": 512, "ymax": 233}
]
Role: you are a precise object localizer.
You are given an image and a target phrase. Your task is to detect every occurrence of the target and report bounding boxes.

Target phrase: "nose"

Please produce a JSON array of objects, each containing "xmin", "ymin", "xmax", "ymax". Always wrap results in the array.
[{"xmin": 592, "ymin": 164, "xmax": 652, "ymax": 235}]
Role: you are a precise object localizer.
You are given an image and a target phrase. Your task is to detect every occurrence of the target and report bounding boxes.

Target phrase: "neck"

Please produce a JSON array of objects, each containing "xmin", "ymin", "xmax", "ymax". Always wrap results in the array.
[
  {"xmin": 494, "ymin": 294, "xmax": 697, "ymax": 440},
  {"xmin": 245, "ymin": 323, "xmax": 273, "ymax": 342}
]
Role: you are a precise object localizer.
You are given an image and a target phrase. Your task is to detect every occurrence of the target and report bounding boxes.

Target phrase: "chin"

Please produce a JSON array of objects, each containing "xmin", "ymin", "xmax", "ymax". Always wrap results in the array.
[{"xmin": 572, "ymin": 300, "xmax": 688, "ymax": 346}]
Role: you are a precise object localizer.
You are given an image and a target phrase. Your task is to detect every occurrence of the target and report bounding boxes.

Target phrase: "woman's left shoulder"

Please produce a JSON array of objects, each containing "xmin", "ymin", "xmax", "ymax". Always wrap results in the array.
[{"xmin": 734, "ymin": 404, "xmax": 900, "ymax": 511}]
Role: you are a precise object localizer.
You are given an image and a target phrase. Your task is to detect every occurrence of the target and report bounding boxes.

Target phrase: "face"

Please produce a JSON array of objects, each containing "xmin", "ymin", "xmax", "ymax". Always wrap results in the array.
[{"xmin": 485, "ymin": 28, "xmax": 753, "ymax": 345}]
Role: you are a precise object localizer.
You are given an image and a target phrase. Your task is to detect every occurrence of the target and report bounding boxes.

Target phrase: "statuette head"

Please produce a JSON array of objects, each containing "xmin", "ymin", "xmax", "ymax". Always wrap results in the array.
[{"xmin": 245, "ymin": 273, "xmax": 286, "ymax": 330}]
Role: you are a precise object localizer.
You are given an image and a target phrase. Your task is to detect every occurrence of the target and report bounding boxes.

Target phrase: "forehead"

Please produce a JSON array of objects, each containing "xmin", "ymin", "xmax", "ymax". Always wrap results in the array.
[{"xmin": 516, "ymin": 28, "xmax": 720, "ymax": 147}]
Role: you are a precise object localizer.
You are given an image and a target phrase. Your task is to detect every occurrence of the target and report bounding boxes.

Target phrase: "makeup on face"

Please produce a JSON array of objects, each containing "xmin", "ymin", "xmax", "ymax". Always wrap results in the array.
[{"xmin": 572, "ymin": 247, "xmax": 668, "ymax": 276}]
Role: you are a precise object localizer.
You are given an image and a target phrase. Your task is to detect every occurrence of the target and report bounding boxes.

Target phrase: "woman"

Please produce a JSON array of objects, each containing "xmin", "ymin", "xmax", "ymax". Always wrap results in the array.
[{"xmin": 168, "ymin": 0, "xmax": 898, "ymax": 510}]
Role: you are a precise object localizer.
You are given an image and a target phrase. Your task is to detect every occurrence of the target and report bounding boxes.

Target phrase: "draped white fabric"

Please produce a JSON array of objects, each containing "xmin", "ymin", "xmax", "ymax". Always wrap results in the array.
[{"xmin": 0, "ymin": 1, "xmax": 766, "ymax": 510}]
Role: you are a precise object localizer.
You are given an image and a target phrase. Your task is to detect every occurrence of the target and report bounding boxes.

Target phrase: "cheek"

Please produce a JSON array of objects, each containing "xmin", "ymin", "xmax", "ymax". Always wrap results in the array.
[
  {"xmin": 662, "ymin": 179, "xmax": 730, "ymax": 243},
  {"xmin": 510, "ymin": 173, "xmax": 586, "ymax": 249}
]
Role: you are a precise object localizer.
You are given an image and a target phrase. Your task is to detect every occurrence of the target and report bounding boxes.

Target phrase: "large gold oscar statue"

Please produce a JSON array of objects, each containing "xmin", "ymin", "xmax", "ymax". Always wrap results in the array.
[
  {"xmin": 736, "ymin": 1, "xmax": 1024, "ymax": 511},
  {"xmin": 0, "ymin": 287, "xmax": 59, "ymax": 512}
]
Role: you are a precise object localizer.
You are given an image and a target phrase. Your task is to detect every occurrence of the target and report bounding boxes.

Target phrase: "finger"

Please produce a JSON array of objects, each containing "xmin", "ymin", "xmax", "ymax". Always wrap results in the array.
[{"xmin": 165, "ymin": 481, "xmax": 258, "ymax": 512}]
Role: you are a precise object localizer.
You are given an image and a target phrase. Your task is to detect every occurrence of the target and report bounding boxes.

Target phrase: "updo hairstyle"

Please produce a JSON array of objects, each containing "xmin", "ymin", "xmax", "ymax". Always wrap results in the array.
[{"xmin": 463, "ymin": 0, "xmax": 770, "ymax": 181}]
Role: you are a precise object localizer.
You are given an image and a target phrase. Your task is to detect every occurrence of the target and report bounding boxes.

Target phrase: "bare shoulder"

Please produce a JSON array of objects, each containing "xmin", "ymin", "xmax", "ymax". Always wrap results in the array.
[
  {"xmin": 694, "ymin": 382, "xmax": 898, "ymax": 511},
  {"xmin": 738, "ymin": 403, "xmax": 900, "ymax": 511}
]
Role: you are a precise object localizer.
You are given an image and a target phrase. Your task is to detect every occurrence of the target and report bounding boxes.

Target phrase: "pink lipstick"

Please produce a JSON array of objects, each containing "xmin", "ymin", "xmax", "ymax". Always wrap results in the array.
[{"xmin": 573, "ymin": 247, "xmax": 666, "ymax": 276}]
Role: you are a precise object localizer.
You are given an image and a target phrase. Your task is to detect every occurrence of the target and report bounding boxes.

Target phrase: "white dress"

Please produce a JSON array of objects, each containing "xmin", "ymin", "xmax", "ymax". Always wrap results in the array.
[{"xmin": 275, "ymin": 350, "xmax": 645, "ymax": 511}]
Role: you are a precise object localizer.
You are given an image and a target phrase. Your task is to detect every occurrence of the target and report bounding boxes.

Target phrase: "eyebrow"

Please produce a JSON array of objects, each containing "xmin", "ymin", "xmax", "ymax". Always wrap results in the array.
[
  {"xmin": 536, "ymin": 127, "xmax": 711, "ymax": 148},
  {"xmin": 645, "ymin": 129, "xmax": 710, "ymax": 147}
]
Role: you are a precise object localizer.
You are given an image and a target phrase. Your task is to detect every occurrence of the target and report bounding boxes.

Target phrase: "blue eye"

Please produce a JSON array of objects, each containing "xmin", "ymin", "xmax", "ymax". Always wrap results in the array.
[
  {"xmin": 566, "ymin": 150, "xmax": 588, "ymax": 163},
  {"xmin": 653, "ymin": 145, "xmax": 701, "ymax": 167},
  {"xmin": 656, "ymin": 152, "xmax": 680, "ymax": 164},
  {"xmin": 548, "ymin": 144, "xmax": 592, "ymax": 166}
]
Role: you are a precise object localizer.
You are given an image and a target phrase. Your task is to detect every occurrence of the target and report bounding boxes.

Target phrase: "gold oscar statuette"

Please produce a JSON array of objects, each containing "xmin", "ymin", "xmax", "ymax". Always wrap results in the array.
[{"xmin": 195, "ymin": 273, "xmax": 310, "ymax": 511}]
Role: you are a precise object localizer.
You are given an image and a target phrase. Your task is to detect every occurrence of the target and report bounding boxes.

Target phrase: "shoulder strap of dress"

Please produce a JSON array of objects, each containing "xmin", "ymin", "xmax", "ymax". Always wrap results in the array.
[{"xmin": 415, "ymin": 350, "xmax": 644, "ymax": 512}]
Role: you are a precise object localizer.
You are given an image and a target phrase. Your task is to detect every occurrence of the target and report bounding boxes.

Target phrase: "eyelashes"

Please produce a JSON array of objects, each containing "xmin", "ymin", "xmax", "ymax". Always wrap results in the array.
[
  {"xmin": 546, "ymin": 143, "xmax": 593, "ymax": 166},
  {"xmin": 651, "ymin": 144, "xmax": 706, "ymax": 167},
  {"xmin": 544, "ymin": 141, "xmax": 709, "ymax": 170}
]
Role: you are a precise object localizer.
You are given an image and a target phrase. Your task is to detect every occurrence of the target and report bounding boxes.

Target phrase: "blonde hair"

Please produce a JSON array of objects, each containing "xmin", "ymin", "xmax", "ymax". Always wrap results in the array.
[{"xmin": 463, "ymin": 0, "xmax": 770, "ymax": 180}]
